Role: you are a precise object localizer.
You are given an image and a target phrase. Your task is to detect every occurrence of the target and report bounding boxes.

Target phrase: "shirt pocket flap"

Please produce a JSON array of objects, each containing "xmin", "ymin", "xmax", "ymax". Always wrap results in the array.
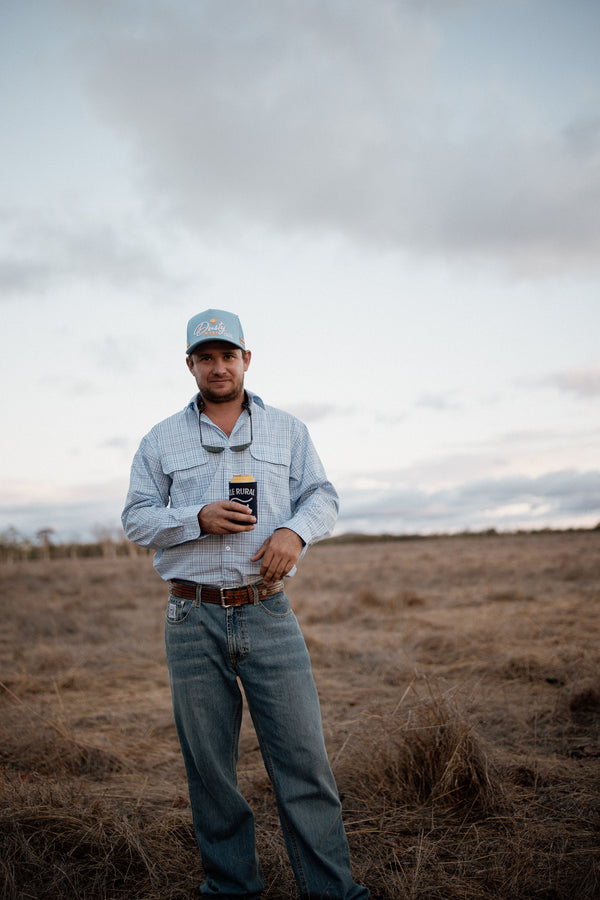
[
  {"xmin": 249, "ymin": 443, "xmax": 290, "ymax": 468},
  {"xmin": 162, "ymin": 447, "xmax": 209, "ymax": 476}
]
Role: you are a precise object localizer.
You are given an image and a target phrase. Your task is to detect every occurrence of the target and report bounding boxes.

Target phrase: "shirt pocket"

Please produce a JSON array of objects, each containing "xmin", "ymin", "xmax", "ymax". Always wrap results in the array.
[
  {"xmin": 249, "ymin": 443, "xmax": 291, "ymax": 513},
  {"xmin": 162, "ymin": 447, "xmax": 212, "ymax": 506}
]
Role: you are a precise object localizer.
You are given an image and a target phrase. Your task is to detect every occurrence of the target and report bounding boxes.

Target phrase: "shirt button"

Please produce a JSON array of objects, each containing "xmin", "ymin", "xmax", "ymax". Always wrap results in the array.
[{"xmin": 226, "ymin": 545, "xmax": 231, "ymax": 551}]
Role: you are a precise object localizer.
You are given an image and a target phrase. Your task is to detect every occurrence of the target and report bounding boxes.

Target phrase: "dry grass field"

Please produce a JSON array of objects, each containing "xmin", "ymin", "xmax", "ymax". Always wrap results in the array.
[{"xmin": 1, "ymin": 531, "xmax": 599, "ymax": 899}]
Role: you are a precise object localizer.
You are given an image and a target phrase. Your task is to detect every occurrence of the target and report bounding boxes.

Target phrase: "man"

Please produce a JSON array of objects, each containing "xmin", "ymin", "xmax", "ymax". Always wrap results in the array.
[{"xmin": 122, "ymin": 309, "xmax": 369, "ymax": 900}]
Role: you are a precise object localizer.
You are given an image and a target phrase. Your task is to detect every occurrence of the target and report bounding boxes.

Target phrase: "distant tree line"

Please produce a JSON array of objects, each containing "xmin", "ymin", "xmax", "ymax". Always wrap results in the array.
[{"xmin": 0, "ymin": 526, "xmax": 151, "ymax": 564}]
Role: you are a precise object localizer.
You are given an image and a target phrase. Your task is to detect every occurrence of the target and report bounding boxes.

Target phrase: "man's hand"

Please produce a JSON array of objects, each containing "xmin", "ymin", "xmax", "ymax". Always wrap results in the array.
[
  {"xmin": 250, "ymin": 528, "xmax": 303, "ymax": 583},
  {"xmin": 198, "ymin": 501, "xmax": 256, "ymax": 535}
]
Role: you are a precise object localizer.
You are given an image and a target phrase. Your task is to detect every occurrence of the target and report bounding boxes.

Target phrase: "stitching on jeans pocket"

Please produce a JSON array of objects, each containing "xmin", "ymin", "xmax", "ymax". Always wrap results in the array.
[{"xmin": 258, "ymin": 594, "xmax": 292, "ymax": 619}]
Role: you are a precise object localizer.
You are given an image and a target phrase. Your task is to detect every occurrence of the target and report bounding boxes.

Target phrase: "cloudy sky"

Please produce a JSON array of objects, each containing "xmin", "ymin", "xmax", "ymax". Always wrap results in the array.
[{"xmin": 2, "ymin": 0, "xmax": 599, "ymax": 542}]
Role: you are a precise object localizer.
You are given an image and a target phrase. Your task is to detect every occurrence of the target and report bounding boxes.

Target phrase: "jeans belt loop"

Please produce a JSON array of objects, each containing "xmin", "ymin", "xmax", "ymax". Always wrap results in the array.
[{"xmin": 252, "ymin": 584, "xmax": 259, "ymax": 605}]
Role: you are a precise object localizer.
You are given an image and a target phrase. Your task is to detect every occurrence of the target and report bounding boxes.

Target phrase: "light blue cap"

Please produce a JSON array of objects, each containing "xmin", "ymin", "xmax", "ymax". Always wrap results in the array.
[{"xmin": 186, "ymin": 309, "xmax": 246, "ymax": 355}]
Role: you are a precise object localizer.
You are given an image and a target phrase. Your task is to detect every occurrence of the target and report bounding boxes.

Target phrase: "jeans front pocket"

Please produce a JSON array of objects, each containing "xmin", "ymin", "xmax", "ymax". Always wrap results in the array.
[
  {"xmin": 258, "ymin": 591, "xmax": 293, "ymax": 619},
  {"xmin": 166, "ymin": 594, "xmax": 195, "ymax": 625}
]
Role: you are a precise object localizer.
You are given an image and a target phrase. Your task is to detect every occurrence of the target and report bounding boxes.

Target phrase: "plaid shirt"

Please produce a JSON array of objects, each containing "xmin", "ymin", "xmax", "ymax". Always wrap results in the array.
[{"xmin": 122, "ymin": 391, "xmax": 339, "ymax": 585}]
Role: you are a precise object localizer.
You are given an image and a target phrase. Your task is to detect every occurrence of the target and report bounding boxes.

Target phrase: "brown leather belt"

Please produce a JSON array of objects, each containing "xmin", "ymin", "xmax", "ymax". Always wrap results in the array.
[{"xmin": 169, "ymin": 580, "xmax": 284, "ymax": 607}]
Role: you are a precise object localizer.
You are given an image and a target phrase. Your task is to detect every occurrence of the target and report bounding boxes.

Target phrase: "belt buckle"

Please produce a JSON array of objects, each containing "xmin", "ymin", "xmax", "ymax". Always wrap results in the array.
[{"xmin": 220, "ymin": 587, "xmax": 234, "ymax": 608}]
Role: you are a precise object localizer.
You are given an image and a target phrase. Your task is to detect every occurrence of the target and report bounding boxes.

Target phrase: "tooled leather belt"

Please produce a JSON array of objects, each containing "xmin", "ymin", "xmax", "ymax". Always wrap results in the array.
[{"xmin": 169, "ymin": 580, "xmax": 284, "ymax": 607}]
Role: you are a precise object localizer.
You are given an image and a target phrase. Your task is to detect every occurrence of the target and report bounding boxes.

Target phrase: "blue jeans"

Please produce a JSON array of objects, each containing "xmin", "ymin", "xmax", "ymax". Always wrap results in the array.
[{"xmin": 165, "ymin": 588, "xmax": 369, "ymax": 900}]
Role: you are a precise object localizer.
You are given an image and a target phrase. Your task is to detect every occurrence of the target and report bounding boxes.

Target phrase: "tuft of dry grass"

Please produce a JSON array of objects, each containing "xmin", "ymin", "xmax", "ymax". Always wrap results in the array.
[
  {"xmin": 348, "ymin": 683, "xmax": 506, "ymax": 814},
  {"xmin": 331, "ymin": 680, "xmax": 599, "ymax": 898},
  {"xmin": 564, "ymin": 677, "xmax": 600, "ymax": 722},
  {"xmin": 0, "ymin": 728, "xmax": 123, "ymax": 779},
  {"xmin": 0, "ymin": 773, "xmax": 199, "ymax": 900}
]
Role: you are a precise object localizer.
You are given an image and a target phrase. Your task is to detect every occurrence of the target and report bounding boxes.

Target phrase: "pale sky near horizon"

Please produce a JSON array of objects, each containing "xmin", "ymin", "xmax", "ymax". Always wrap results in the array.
[{"xmin": 2, "ymin": 0, "xmax": 599, "ymax": 542}]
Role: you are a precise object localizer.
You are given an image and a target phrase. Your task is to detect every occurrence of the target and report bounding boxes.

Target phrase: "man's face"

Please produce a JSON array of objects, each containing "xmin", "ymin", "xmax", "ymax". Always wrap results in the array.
[{"xmin": 186, "ymin": 341, "xmax": 251, "ymax": 404}]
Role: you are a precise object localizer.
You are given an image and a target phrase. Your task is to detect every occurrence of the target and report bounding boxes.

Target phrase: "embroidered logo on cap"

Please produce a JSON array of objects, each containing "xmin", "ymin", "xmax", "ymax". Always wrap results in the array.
[
  {"xmin": 192, "ymin": 317, "xmax": 245, "ymax": 346},
  {"xmin": 194, "ymin": 317, "xmax": 227, "ymax": 339}
]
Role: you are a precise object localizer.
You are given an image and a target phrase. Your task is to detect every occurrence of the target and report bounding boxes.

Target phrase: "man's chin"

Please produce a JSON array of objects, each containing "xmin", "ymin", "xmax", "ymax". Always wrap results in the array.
[{"xmin": 202, "ymin": 387, "xmax": 242, "ymax": 404}]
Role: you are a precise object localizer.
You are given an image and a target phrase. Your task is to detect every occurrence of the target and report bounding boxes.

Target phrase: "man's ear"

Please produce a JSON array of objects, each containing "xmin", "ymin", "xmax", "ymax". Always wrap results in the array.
[
  {"xmin": 243, "ymin": 350, "xmax": 252, "ymax": 372},
  {"xmin": 186, "ymin": 355, "xmax": 194, "ymax": 373}
]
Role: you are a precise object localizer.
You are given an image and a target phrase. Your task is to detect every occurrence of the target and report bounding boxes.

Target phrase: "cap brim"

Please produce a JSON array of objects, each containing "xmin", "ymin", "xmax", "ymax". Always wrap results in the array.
[{"xmin": 187, "ymin": 337, "xmax": 245, "ymax": 355}]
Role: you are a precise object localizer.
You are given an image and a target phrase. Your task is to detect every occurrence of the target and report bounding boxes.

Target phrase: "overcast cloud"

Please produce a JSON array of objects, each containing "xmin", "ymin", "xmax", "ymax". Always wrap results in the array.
[
  {"xmin": 0, "ymin": 211, "xmax": 179, "ymax": 297},
  {"xmin": 544, "ymin": 368, "xmax": 600, "ymax": 398},
  {"xmin": 339, "ymin": 468, "xmax": 600, "ymax": 533},
  {"xmin": 72, "ymin": 0, "xmax": 600, "ymax": 271}
]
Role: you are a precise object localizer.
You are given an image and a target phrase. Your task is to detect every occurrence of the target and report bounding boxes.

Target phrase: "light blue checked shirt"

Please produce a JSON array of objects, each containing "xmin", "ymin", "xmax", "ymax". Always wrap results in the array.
[{"xmin": 122, "ymin": 391, "xmax": 339, "ymax": 585}]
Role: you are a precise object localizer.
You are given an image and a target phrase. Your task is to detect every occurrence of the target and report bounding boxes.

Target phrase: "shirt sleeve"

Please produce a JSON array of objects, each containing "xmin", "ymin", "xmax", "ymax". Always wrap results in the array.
[
  {"xmin": 277, "ymin": 418, "xmax": 339, "ymax": 547},
  {"xmin": 121, "ymin": 432, "xmax": 203, "ymax": 549}
]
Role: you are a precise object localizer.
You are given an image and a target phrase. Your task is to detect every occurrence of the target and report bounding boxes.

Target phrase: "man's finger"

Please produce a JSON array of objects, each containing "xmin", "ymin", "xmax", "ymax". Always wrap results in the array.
[{"xmin": 250, "ymin": 539, "xmax": 268, "ymax": 562}]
